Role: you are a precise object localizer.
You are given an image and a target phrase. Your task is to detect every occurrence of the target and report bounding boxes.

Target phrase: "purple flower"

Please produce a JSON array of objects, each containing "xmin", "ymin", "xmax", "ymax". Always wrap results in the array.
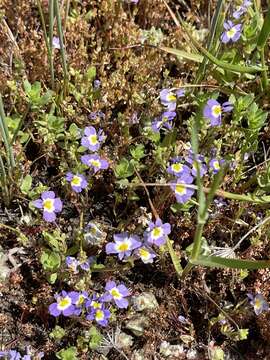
[
  {"xmin": 146, "ymin": 218, "xmax": 171, "ymax": 247},
  {"xmin": 86, "ymin": 294, "xmax": 104, "ymax": 311},
  {"xmin": 209, "ymin": 158, "xmax": 225, "ymax": 174},
  {"xmin": 102, "ymin": 280, "xmax": 130, "ymax": 308},
  {"xmin": 0, "ymin": 351, "xmax": 21, "ymax": 360},
  {"xmin": 170, "ymin": 174, "xmax": 195, "ymax": 204},
  {"xmin": 94, "ymin": 79, "xmax": 101, "ymax": 89},
  {"xmin": 221, "ymin": 21, "xmax": 242, "ymax": 44},
  {"xmin": 66, "ymin": 172, "xmax": 88, "ymax": 193},
  {"xmin": 185, "ymin": 153, "xmax": 207, "ymax": 177},
  {"xmin": 160, "ymin": 89, "xmax": 177, "ymax": 111},
  {"xmin": 48, "ymin": 290, "xmax": 77, "ymax": 317},
  {"xmin": 105, "ymin": 233, "xmax": 141, "ymax": 260},
  {"xmin": 52, "ymin": 36, "xmax": 60, "ymax": 49},
  {"xmin": 32, "ymin": 191, "xmax": 62, "ymax": 222},
  {"xmin": 203, "ymin": 99, "xmax": 233, "ymax": 126},
  {"xmin": 66, "ymin": 256, "xmax": 80, "ymax": 273},
  {"xmin": 69, "ymin": 291, "xmax": 88, "ymax": 316},
  {"xmin": 233, "ymin": 0, "xmax": 251, "ymax": 19},
  {"xmin": 134, "ymin": 245, "xmax": 156, "ymax": 263},
  {"xmin": 81, "ymin": 126, "xmax": 105, "ymax": 151},
  {"xmin": 248, "ymin": 293, "xmax": 269, "ymax": 315},
  {"xmin": 81, "ymin": 154, "xmax": 109, "ymax": 173},
  {"xmin": 152, "ymin": 111, "xmax": 176, "ymax": 132},
  {"xmin": 176, "ymin": 88, "xmax": 185, "ymax": 98},
  {"xmin": 87, "ymin": 306, "xmax": 111, "ymax": 327},
  {"xmin": 167, "ymin": 158, "xmax": 191, "ymax": 177}
]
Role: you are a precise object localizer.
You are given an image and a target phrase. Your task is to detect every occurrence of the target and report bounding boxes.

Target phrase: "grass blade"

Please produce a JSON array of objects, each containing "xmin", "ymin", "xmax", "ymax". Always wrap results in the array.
[
  {"xmin": 257, "ymin": 7, "xmax": 270, "ymax": 50},
  {"xmin": 0, "ymin": 94, "xmax": 15, "ymax": 169},
  {"xmin": 192, "ymin": 255, "xmax": 270, "ymax": 270},
  {"xmin": 159, "ymin": 46, "xmax": 203, "ymax": 63}
]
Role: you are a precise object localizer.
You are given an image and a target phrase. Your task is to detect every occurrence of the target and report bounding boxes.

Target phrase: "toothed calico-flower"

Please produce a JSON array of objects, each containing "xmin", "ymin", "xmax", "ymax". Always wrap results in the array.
[
  {"xmin": 86, "ymin": 306, "xmax": 111, "ymax": 327},
  {"xmin": 152, "ymin": 111, "xmax": 176, "ymax": 132},
  {"xmin": 66, "ymin": 172, "xmax": 88, "ymax": 193},
  {"xmin": 105, "ymin": 232, "xmax": 141, "ymax": 260},
  {"xmin": 32, "ymin": 191, "xmax": 62, "ymax": 222},
  {"xmin": 49, "ymin": 290, "xmax": 77, "ymax": 317},
  {"xmin": 102, "ymin": 280, "xmax": 130, "ymax": 309},
  {"xmin": 209, "ymin": 158, "xmax": 225, "ymax": 174},
  {"xmin": 81, "ymin": 126, "xmax": 105, "ymax": 151},
  {"xmin": 134, "ymin": 245, "xmax": 156, "ymax": 264},
  {"xmin": 81, "ymin": 153, "xmax": 109, "ymax": 173},
  {"xmin": 203, "ymin": 99, "xmax": 233, "ymax": 126},
  {"xmin": 221, "ymin": 21, "xmax": 242, "ymax": 44},
  {"xmin": 167, "ymin": 157, "xmax": 191, "ymax": 177},
  {"xmin": 146, "ymin": 218, "xmax": 171, "ymax": 247},
  {"xmin": 170, "ymin": 174, "xmax": 195, "ymax": 204}
]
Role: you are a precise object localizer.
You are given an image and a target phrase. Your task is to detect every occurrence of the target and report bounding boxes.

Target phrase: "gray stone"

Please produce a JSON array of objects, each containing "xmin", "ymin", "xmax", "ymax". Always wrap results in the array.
[
  {"xmin": 132, "ymin": 292, "xmax": 159, "ymax": 312},
  {"xmin": 125, "ymin": 314, "xmax": 150, "ymax": 336}
]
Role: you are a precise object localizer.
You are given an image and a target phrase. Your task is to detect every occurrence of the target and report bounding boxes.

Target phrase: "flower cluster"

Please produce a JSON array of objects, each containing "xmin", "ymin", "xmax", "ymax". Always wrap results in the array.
[
  {"xmin": 167, "ymin": 149, "xmax": 225, "ymax": 204},
  {"xmin": 80, "ymin": 126, "xmax": 109, "ymax": 174},
  {"xmin": 0, "ymin": 348, "xmax": 43, "ymax": 360},
  {"xmin": 106, "ymin": 218, "xmax": 172, "ymax": 262},
  {"xmin": 66, "ymin": 255, "xmax": 95, "ymax": 273},
  {"xmin": 151, "ymin": 88, "xmax": 185, "ymax": 132},
  {"xmin": 233, "ymin": 0, "xmax": 251, "ymax": 19},
  {"xmin": 32, "ymin": 126, "xmax": 109, "ymax": 221},
  {"xmin": 203, "ymin": 99, "xmax": 233, "ymax": 126},
  {"xmin": 48, "ymin": 280, "xmax": 130, "ymax": 327}
]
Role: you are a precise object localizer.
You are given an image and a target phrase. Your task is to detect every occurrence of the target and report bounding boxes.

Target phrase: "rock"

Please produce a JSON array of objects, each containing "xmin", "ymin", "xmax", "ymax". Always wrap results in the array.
[
  {"xmin": 186, "ymin": 349, "xmax": 199, "ymax": 359},
  {"xmin": 132, "ymin": 292, "xmax": 159, "ymax": 312},
  {"xmin": 125, "ymin": 314, "xmax": 150, "ymax": 336},
  {"xmin": 131, "ymin": 349, "xmax": 145, "ymax": 360},
  {"xmin": 115, "ymin": 331, "xmax": 134, "ymax": 349},
  {"xmin": 159, "ymin": 341, "xmax": 185, "ymax": 358}
]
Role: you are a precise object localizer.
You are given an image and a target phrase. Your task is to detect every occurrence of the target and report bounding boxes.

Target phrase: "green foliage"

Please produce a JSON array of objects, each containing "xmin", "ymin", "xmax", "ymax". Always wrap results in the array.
[
  {"xmin": 23, "ymin": 80, "xmax": 53, "ymax": 109},
  {"xmin": 20, "ymin": 175, "xmax": 33, "ymax": 195},
  {"xmin": 50, "ymin": 326, "xmax": 66, "ymax": 341},
  {"xmin": 88, "ymin": 326, "xmax": 103, "ymax": 350},
  {"xmin": 56, "ymin": 347, "xmax": 78, "ymax": 360},
  {"xmin": 35, "ymin": 114, "xmax": 65, "ymax": 145},
  {"xmin": 115, "ymin": 158, "xmax": 135, "ymax": 179}
]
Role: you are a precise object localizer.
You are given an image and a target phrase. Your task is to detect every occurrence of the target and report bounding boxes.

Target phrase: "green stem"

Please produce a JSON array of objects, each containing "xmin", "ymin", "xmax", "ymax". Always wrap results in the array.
[
  {"xmin": 0, "ymin": 94, "xmax": 15, "ymax": 170},
  {"xmin": 0, "ymin": 154, "xmax": 10, "ymax": 206},
  {"xmin": 37, "ymin": 0, "xmax": 55, "ymax": 89},
  {"xmin": 49, "ymin": 0, "xmax": 55, "ymax": 89},
  {"xmin": 260, "ymin": 48, "xmax": 268, "ymax": 90},
  {"xmin": 54, "ymin": 0, "xmax": 69, "ymax": 94},
  {"xmin": 166, "ymin": 237, "xmax": 183, "ymax": 278}
]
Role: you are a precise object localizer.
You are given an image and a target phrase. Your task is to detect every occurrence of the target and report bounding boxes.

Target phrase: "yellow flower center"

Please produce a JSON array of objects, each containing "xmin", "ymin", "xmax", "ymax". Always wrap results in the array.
[
  {"xmin": 58, "ymin": 297, "xmax": 71, "ymax": 310},
  {"xmin": 90, "ymin": 159, "xmax": 101, "ymax": 168},
  {"xmin": 89, "ymin": 134, "xmax": 98, "ymax": 145},
  {"xmin": 95, "ymin": 309, "xmax": 105, "ymax": 321},
  {"xmin": 91, "ymin": 301, "xmax": 102, "ymax": 309},
  {"xmin": 175, "ymin": 184, "xmax": 186, "ymax": 195},
  {"xmin": 110, "ymin": 288, "xmax": 122, "ymax": 299},
  {"xmin": 71, "ymin": 176, "xmax": 82, "ymax": 186},
  {"xmin": 213, "ymin": 161, "xmax": 220, "ymax": 170},
  {"xmin": 77, "ymin": 295, "xmax": 85, "ymax": 306},
  {"xmin": 152, "ymin": 227, "xmax": 163, "ymax": 238},
  {"xmin": 139, "ymin": 248, "xmax": 150, "ymax": 259},
  {"xmin": 43, "ymin": 199, "xmax": 54, "ymax": 212},
  {"xmin": 167, "ymin": 93, "xmax": 176, "ymax": 102},
  {"xmin": 117, "ymin": 242, "xmax": 129, "ymax": 252},
  {"xmin": 212, "ymin": 105, "xmax": 222, "ymax": 117},
  {"xmin": 172, "ymin": 163, "xmax": 183, "ymax": 172},
  {"xmin": 227, "ymin": 27, "xmax": 236, "ymax": 38},
  {"xmin": 254, "ymin": 298, "xmax": 262, "ymax": 310}
]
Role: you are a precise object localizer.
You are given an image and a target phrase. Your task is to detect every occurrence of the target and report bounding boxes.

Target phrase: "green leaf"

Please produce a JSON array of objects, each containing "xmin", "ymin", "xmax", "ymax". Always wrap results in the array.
[
  {"xmin": 20, "ymin": 175, "xmax": 33, "ymax": 194},
  {"xmin": 191, "ymin": 255, "xmax": 270, "ymax": 269},
  {"xmin": 40, "ymin": 249, "xmax": 61, "ymax": 272},
  {"xmin": 130, "ymin": 144, "xmax": 145, "ymax": 161},
  {"xmin": 86, "ymin": 66, "xmax": 96, "ymax": 81},
  {"xmin": 114, "ymin": 158, "xmax": 134, "ymax": 178},
  {"xmin": 56, "ymin": 347, "xmax": 78, "ymax": 360},
  {"xmin": 50, "ymin": 325, "xmax": 66, "ymax": 341},
  {"xmin": 89, "ymin": 326, "xmax": 103, "ymax": 350}
]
